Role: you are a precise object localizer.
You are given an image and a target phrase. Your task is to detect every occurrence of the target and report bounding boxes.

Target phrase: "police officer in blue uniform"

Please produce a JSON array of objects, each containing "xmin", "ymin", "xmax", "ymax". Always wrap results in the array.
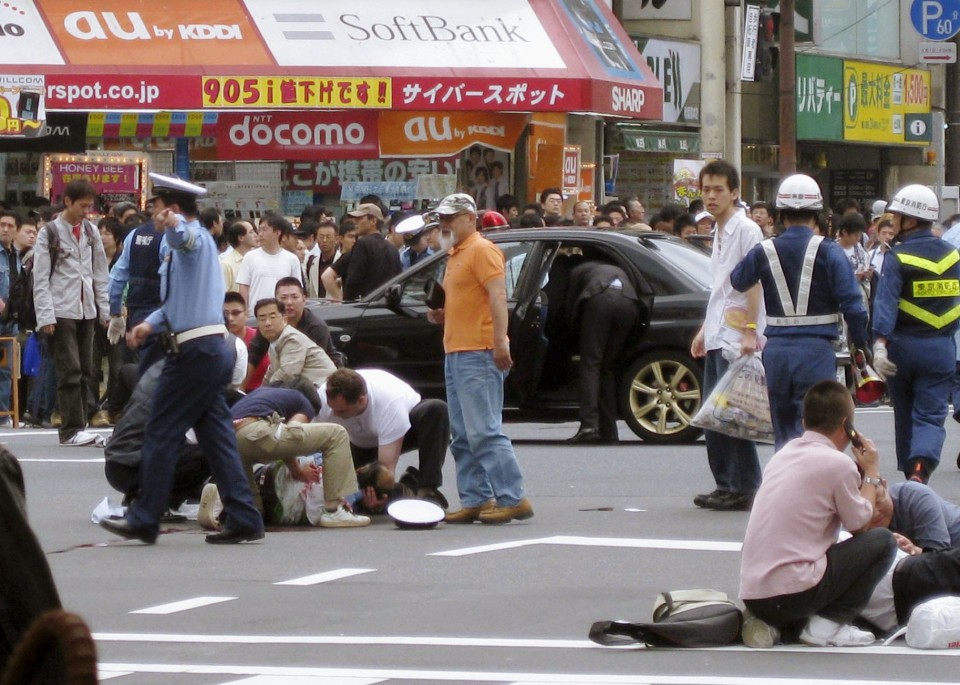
[
  {"xmin": 731, "ymin": 174, "xmax": 869, "ymax": 449},
  {"xmin": 106, "ymin": 214, "xmax": 163, "ymax": 371},
  {"xmin": 872, "ymin": 184, "xmax": 960, "ymax": 484},
  {"xmin": 99, "ymin": 174, "xmax": 264, "ymax": 545}
]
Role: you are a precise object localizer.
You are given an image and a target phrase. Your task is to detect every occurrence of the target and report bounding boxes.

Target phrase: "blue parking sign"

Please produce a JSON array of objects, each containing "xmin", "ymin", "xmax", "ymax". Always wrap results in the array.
[{"xmin": 911, "ymin": 0, "xmax": 960, "ymax": 40}]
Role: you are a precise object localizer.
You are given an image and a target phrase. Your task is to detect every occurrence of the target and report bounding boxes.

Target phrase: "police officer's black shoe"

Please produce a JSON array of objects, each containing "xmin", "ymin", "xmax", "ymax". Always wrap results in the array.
[
  {"xmin": 99, "ymin": 517, "xmax": 157, "ymax": 544},
  {"xmin": 205, "ymin": 528, "xmax": 265, "ymax": 544}
]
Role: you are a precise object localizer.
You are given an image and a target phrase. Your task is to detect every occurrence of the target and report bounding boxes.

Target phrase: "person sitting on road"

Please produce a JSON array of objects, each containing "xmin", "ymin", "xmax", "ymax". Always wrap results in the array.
[
  {"xmin": 867, "ymin": 479, "xmax": 960, "ymax": 552},
  {"xmin": 317, "ymin": 368, "xmax": 449, "ymax": 512},
  {"xmin": 254, "ymin": 298, "xmax": 335, "ymax": 387},
  {"xmin": 739, "ymin": 380, "xmax": 896, "ymax": 647},
  {"xmin": 219, "ymin": 381, "xmax": 369, "ymax": 529}
]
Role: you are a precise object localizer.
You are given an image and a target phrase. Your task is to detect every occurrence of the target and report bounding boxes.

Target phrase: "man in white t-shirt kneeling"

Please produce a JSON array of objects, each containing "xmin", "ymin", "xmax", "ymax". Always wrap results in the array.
[{"xmin": 317, "ymin": 368, "xmax": 449, "ymax": 511}]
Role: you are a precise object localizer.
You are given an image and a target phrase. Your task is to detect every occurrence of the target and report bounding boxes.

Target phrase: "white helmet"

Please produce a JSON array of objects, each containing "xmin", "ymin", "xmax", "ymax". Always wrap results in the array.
[
  {"xmin": 887, "ymin": 184, "xmax": 939, "ymax": 221},
  {"xmin": 775, "ymin": 174, "xmax": 824, "ymax": 210}
]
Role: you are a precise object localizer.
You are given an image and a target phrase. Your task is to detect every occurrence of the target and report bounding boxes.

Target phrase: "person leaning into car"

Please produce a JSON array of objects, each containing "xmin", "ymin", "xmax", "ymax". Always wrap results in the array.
[
  {"xmin": 563, "ymin": 261, "xmax": 639, "ymax": 443},
  {"xmin": 426, "ymin": 192, "xmax": 533, "ymax": 525}
]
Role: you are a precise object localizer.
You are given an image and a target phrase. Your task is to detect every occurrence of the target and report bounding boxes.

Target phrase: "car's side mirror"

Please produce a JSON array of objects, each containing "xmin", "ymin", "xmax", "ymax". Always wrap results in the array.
[{"xmin": 384, "ymin": 284, "xmax": 403, "ymax": 309}]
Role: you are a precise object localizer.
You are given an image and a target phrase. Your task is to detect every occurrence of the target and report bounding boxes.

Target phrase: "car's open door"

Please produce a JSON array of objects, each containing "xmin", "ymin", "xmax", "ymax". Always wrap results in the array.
[{"xmin": 504, "ymin": 241, "xmax": 557, "ymax": 401}]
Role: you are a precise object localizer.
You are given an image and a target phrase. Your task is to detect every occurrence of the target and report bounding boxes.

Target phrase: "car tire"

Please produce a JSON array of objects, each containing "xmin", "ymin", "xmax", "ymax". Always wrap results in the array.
[{"xmin": 619, "ymin": 350, "xmax": 703, "ymax": 444}]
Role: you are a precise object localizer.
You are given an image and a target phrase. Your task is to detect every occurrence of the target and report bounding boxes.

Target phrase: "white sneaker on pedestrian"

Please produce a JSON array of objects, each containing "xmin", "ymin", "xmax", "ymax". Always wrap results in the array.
[
  {"xmin": 741, "ymin": 610, "xmax": 781, "ymax": 649},
  {"xmin": 197, "ymin": 483, "xmax": 223, "ymax": 531},
  {"xmin": 799, "ymin": 615, "xmax": 875, "ymax": 647},
  {"xmin": 60, "ymin": 430, "xmax": 102, "ymax": 447},
  {"xmin": 319, "ymin": 504, "xmax": 370, "ymax": 528}
]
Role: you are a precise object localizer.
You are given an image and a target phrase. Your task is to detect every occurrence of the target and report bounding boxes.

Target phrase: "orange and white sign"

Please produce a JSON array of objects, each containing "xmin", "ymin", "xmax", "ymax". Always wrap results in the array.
[
  {"xmin": 378, "ymin": 111, "xmax": 529, "ymax": 157},
  {"xmin": 38, "ymin": 0, "xmax": 272, "ymax": 66},
  {"xmin": 561, "ymin": 145, "xmax": 581, "ymax": 194}
]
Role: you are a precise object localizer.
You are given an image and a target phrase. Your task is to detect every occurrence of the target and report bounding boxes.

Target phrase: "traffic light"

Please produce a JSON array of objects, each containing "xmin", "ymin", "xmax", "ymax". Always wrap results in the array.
[{"xmin": 756, "ymin": 9, "xmax": 780, "ymax": 82}]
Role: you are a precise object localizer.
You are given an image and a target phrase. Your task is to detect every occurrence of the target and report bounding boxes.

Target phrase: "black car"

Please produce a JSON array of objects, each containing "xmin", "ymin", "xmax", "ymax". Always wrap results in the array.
[{"xmin": 308, "ymin": 229, "xmax": 711, "ymax": 443}]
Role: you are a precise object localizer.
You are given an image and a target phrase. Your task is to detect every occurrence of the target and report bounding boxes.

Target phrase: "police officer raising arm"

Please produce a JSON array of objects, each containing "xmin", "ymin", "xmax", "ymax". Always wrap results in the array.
[
  {"xmin": 871, "ymin": 185, "xmax": 960, "ymax": 484},
  {"xmin": 99, "ymin": 174, "xmax": 265, "ymax": 545}
]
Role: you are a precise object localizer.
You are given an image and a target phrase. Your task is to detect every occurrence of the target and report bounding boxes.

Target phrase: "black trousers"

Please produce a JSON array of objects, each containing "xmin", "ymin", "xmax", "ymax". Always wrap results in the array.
[
  {"xmin": 349, "ymin": 398, "xmax": 449, "ymax": 488},
  {"xmin": 51, "ymin": 318, "xmax": 96, "ymax": 442},
  {"xmin": 577, "ymin": 289, "xmax": 638, "ymax": 438},
  {"xmin": 745, "ymin": 528, "xmax": 896, "ymax": 630},
  {"xmin": 104, "ymin": 446, "xmax": 210, "ymax": 509},
  {"xmin": 893, "ymin": 546, "xmax": 960, "ymax": 625}
]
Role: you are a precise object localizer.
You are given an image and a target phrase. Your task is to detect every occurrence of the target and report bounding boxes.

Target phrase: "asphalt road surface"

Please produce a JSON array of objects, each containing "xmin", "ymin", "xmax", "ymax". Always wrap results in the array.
[{"xmin": 9, "ymin": 405, "xmax": 960, "ymax": 685}]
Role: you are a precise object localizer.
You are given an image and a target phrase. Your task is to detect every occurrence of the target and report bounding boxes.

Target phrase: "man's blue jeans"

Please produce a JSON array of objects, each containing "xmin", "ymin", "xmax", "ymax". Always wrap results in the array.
[
  {"xmin": 444, "ymin": 350, "xmax": 526, "ymax": 508},
  {"xmin": 703, "ymin": 349, "xmax": 762, "ymax": 495}
]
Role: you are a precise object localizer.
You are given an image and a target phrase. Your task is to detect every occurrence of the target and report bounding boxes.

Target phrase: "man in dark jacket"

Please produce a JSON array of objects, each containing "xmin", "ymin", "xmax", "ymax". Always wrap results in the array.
[
  {"xmin": 103, "ymin": 360, "xmax": 210, "ymax": 510},
  {"xmin": 564, "ymin": 261, "xmax": 639, "ymax": 443},
  {"xmin": 245, "ymin": 277, "xmax": 344, "ymax": 373}
]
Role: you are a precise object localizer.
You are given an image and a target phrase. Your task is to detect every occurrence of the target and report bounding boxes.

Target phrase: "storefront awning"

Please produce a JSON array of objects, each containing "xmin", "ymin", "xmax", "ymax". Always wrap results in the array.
[{"xmin": 5, "ymin": 0, "xmax": 662, "ymax": 120}]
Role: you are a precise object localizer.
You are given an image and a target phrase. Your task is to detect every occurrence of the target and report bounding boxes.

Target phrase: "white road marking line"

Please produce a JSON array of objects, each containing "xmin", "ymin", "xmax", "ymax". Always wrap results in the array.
[
  {"xmin": 17, "ymin": 458, "xmax": 105, "ymax": 463},
  {"xmin": 91, "ymin": 633, "xmax": 953, "ymax": 657},
  {"xmin": 94, "ymin": 633, "xmax": 597, "ymax": 649},
  {"xmin": 219, "ymin": 677, "xmax": 386, "ymax": 685},
  {"xmin": 430, "ymin": 535, "xmax": 742, "ymax": 557},
  {"xmin": 130, "ymin": 596, "xmax": 237, "ymax": 615},
  {"xmin": 274, "ymin": 568, "xmax": 375, "ymax": 586},
  {"xmin": 97, "ymin": 670, "xmax": 133, "ymax": 680},
  {"xmin": 91, "ymin": 662, "xmax": 958, "ymax": 684}
]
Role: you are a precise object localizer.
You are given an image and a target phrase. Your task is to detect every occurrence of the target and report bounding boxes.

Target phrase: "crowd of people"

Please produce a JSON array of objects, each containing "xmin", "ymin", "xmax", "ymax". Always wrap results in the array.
[{"xmin": 3, "ymin": 164, "xmax": 960, "ymax": 646}]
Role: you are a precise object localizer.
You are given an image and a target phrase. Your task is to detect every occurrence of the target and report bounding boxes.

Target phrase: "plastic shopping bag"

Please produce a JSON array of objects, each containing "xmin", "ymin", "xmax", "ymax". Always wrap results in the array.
[{"xmin": 691, "ymin": 353, "xmax": 774, "ymax": 443}]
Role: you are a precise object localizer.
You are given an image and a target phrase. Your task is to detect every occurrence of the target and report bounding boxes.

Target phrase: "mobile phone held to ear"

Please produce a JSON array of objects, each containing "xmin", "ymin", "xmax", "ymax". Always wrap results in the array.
[{"xmin": 845, "ymin": 419, "xmax": 863, "ymax": 450}]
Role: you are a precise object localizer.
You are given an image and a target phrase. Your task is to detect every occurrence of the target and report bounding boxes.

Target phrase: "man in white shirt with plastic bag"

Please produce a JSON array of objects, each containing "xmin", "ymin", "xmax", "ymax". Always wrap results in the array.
[{"xmin": 690, "ymin": 160, "xmax": 765, "ymax": 512}]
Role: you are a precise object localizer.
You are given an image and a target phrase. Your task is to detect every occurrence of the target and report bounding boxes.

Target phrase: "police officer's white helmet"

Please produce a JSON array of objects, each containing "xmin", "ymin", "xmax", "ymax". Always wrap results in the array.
[
  {"xmin": 775, "ymin": 174, "xmax": 824, "ymax": 211},
  {"xmin": 887, "ymin": 184, "xmax": 939, "ymax": 221}
]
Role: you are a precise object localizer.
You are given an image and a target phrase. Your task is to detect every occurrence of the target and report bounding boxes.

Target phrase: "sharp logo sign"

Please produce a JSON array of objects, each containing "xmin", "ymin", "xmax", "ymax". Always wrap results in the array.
[{"xmin": 64, "ymin": 12, "xmax": 244, "ymax": 40}]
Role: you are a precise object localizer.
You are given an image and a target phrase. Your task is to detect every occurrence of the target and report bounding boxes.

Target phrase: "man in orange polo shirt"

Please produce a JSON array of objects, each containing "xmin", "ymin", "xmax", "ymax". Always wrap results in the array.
[{"xmin": 427, "ymin": 193, "xmax": 532, "ymax": 525}]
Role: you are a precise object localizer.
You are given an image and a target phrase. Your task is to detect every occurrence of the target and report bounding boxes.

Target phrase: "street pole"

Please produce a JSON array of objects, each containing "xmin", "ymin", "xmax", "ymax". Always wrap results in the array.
[
  {"xmin": 778, "ymin": 0, "xmax": 796, "ymax": 176},
  {"xmin": 946, "ymin": 34, "xmax": 960, "ymax": 186}
]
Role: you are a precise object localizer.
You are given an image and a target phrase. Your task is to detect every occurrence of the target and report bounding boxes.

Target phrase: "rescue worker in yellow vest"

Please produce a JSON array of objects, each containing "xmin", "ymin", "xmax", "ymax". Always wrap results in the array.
[{"xmin": 872, "ymin": 184, "xmax": 960, "ymax": 484}]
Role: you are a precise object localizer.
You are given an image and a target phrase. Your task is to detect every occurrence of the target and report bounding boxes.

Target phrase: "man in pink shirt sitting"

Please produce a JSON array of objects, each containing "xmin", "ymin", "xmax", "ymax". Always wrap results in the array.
[{"xmin": 740, "ymin": 380, "xmax": 896, "ymax": 647}]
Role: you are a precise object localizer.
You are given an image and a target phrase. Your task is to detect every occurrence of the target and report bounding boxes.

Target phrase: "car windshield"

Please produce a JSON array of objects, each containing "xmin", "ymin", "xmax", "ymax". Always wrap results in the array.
[{"xmin": 644, "ymin": 237, "xmax": 712, "ymax": 289}]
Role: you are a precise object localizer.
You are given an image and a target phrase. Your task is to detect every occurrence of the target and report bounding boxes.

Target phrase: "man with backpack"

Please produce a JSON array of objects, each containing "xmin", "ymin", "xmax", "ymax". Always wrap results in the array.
[{"xmin": 32, "ymin": 180, "xmax": 111, "ymax": 446}]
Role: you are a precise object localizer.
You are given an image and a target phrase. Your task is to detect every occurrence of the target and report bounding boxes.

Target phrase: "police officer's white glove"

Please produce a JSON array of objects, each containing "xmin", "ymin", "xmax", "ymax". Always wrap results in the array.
[
  {"xmin": 107, "ymin": 315, "xmax": 126, "ymax": 345},
  {"xmin": 872, "ymin": 342, "xmax": 897, "ymax": 379}
]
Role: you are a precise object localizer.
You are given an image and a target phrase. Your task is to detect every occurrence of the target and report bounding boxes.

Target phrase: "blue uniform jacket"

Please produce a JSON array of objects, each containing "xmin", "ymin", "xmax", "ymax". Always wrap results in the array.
[
  {"xmin": 873, "ymin": 228, "xmax": 960, "ymax": 339},
  {"xmin": 730, "ymin": 226, "xmax": 869, "ymax": 349},
  {"xmin": 145, "ymin": 216, "xmax": 226, "ymax": 333}
]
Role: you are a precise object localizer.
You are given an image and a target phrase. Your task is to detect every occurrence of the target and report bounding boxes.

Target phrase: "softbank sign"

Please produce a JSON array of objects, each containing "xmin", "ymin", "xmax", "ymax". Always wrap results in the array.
[
  {"xmin": 217, "ymin": 113, "xmax": 379, "ymax": 161},
  {"xmin": 242, "ymin": 0, "xmax": 566, "ymax": 69}
]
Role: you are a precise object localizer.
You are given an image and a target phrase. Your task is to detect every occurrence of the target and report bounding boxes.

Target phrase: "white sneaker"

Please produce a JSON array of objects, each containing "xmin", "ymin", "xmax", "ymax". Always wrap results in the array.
[
  {"xmin": 741, "ymin": 610, "xmax": 780, "ymax": 649},
  {"xmin": 319, "ymin": 504, "xmax": 370, "ymax": 528},
  {"xmin": 61, "ymin": 430, "xmax": 103, "ymax": 447},
  {"xmin": 197, "ymin": 483, "xmax": 223, "ymax": 531},
  {"xmin": 799, "ymin": 615, "xmax": 875, "ymax": 647}
]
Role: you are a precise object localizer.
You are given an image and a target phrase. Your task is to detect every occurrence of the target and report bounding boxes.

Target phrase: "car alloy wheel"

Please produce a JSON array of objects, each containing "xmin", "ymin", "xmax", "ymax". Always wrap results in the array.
[{"xmin": 619, "ymin": 350, "xmax": 703, "ymax": 443}]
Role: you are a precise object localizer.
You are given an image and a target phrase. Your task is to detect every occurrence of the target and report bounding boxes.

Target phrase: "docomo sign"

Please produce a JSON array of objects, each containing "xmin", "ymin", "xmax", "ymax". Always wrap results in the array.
[{"xmin": 216, "ymin": 111, "xmax": 379, "ymax": 161}]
